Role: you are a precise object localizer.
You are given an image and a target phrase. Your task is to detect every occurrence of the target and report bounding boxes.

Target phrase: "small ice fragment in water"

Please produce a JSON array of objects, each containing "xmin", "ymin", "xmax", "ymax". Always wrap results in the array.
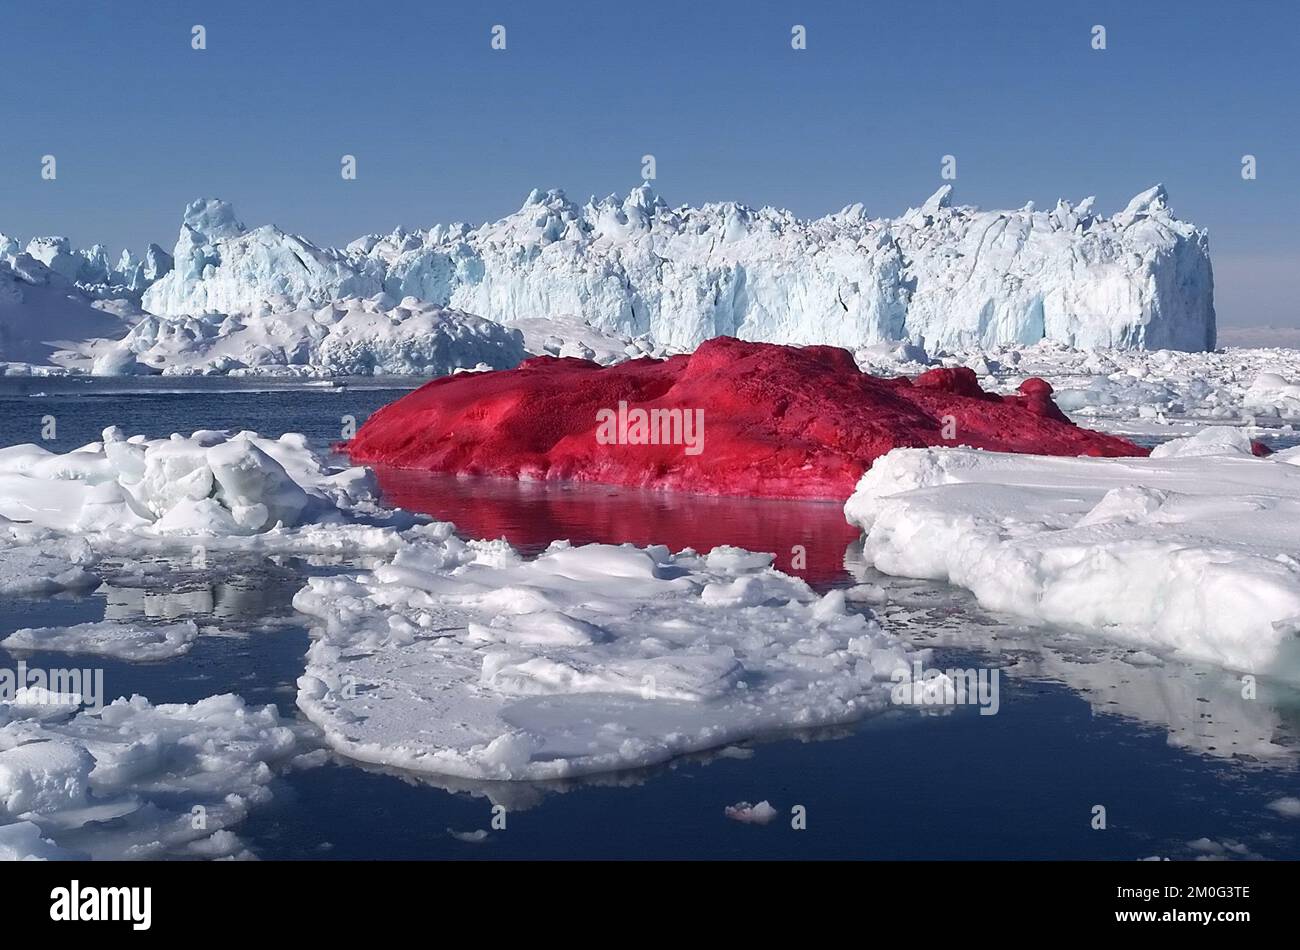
[{"xmin": 725, "ymin": 800, "xmax": 778, "ymax": 825}]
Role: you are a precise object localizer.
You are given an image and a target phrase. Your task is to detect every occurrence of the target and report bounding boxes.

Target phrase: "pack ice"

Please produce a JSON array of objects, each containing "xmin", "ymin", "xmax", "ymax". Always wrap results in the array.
[
  {"xmin": 852, "ymin": 339, "xmax": 1300, "ymax": 430},
  {"xmin": 0, "ymin": 424, "xmax": 424, "ymax": 858},
  {"xmin": 844, "ymin": 429, "xmax": 1300, "ymax": 679},
  {"xmin": 293, "ymin": 529, "xmax": 920, "ymax": 780},
  {"xmin": 140, "ymin": 184, "xmax": 1215, "ymax": 352},
  {"xmin": 0, "ymin": 426, "xmax": 374, "ymax": 537},
  {"xmin": 0, "ymin": 693, "xmax": 298, "ymax": 860},
  {"xmin": 0, "ymin": 426, "xmax": 408, "ymax": 667}
]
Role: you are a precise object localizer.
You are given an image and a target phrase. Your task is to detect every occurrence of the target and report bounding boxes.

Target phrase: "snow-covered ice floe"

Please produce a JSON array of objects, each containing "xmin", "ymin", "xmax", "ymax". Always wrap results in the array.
[
  {"xmin": 844, "ymin": 428, "xmax": 1300, "ymax": 679},
  {"xmin": 293, "ymin": 527, "xmax": 920, "ymax": 781},
  {"xmin": 0, "ymin": 694, "xmax": 299, "ymax": 860}
]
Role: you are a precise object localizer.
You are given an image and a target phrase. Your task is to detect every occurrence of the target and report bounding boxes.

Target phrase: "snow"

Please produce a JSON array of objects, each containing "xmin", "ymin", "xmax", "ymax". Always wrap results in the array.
[
  {"xmin": 843, "ymin": 432, "xmax": 1300, "ymax": 678},
  {"xmin": 0, "ymin": 220, "xmax": 167, "ymax": 370},
  {"xmin": 0, "ymin": 693, "xmax": 298, "ymax": 860},
  {"xmin": 293, "ymin": 529, "xmax": 920, "ymax": 781},
  {"xmin": 0, "ymin": 427, "xmax": 421, "ymax": 652},
  {"xmin": 843, "ymin": 550, "xmax": 1298, "ymax": 760},
  {"xmin": 140, "ymin": 185, "xmax": 1214, "ymax": 352}
]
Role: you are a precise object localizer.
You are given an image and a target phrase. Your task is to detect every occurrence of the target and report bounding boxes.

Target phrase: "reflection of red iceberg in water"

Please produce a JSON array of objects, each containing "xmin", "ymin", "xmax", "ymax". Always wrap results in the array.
[
  {"xmin": 374, "ymin": 469, "xmax": 863, "ymax": 588},
  {"xmin": 349, "ymin": 336, "xmax": 1146, "ymax": 501}
]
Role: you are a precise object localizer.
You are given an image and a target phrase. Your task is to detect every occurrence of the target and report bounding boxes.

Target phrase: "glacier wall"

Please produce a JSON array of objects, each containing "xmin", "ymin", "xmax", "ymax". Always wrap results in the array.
[{"xmin": 141, "ymin": 185, "xmax": 1216, "ymax": 352}]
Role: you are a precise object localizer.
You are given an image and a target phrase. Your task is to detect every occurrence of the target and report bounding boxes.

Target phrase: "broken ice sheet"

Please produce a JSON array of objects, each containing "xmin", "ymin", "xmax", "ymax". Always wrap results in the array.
[{"xmin": 294, "ymin": 537, "xmax": 921, "ymax": 782}]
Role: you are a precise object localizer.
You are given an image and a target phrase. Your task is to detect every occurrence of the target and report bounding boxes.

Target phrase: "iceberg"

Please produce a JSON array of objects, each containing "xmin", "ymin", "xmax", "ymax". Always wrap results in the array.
[{"xmin": 141, "ymin": 184, "xmax": 1216, "ymax": 352}]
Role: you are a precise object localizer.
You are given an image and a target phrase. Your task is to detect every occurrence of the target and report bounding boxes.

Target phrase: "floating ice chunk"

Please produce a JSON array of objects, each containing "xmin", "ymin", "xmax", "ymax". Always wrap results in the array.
[
  {"xmin": 704, "ymin": 546, "xmax": 776, "ymax": 572},
  {"xmin": 1076, "ymin": 485, "xmax": 1170, "ymax": 527},
  {"xmin": 206, "ymin": 439, "xmax": 310, "ymax": 530},
  {"xmin": 510, "ymin": 315, "xmax": 667, "ymax": 366},
  {"xmin": 724, "ymin": 800, "xmax": 778, "ymax": 825},
  {"xmin": 1185, "ymin": 838, "xmax": 1264, "ymax": 861},
  {"xmin": 294, "ymin": 536, "xmax": 918, "ymax": 781},
  {"xmin": 469, "ymin": 611, "xmax": 606, "ymax": 647},
  {"xmin": 447, "ymin": 828, "xmax": 490, "ymax": 843},
  {"xmin": 1267, "ymin": 797, "xmax": 1300, "ymax": 817},
  {"xmin": 2, "ymin": 620, "xmax": 200, "ymax": 661},
  {"xmin": 839, "ymin": 339, "xmax": 1300, "ymax": 430},
  {"xmin": 1124, "ymin": 650, "xmax": 1163, "ymax": 667},
  {"xmin": 480, "ymin": 650, "xmax": 743, "ymax": 701}
]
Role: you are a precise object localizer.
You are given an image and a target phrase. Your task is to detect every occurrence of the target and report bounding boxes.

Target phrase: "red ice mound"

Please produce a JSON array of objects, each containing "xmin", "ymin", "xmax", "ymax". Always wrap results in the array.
[{"xmin": 347, "ymin": 337, "xmax": 1148, "ymax": 500}]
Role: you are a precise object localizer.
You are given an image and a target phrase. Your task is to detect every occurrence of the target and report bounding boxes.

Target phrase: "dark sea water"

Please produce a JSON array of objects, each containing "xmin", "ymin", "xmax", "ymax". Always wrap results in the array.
[{"xmin": 0, "ymin": 377, "xmax": 1296, "ymax": 860}]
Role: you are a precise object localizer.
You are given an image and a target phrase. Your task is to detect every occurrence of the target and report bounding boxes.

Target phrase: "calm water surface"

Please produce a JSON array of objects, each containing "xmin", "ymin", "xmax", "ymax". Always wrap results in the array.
[{"xmin": 0, "ymin": 377, "xmax": 1296, "ymax": 860}]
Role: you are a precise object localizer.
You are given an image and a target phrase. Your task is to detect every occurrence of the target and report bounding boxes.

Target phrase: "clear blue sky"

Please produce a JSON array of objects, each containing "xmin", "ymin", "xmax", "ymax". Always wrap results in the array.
[{"xmin": 1, "ymin": 0, "xmax": 1295, "ymax": 326}]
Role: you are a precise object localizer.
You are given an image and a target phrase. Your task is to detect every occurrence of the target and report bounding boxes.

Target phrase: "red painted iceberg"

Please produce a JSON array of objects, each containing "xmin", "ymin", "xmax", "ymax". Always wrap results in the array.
[{"xmin": 347, "ymin": 337, "xmax": 1146, "ymax": 500}]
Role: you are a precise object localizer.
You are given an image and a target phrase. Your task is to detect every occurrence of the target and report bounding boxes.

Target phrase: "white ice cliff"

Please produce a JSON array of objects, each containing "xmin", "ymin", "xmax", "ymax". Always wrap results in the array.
[{"xmin": 141, "ymin": 184, "xmax": 1216, "ymax": 352}]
